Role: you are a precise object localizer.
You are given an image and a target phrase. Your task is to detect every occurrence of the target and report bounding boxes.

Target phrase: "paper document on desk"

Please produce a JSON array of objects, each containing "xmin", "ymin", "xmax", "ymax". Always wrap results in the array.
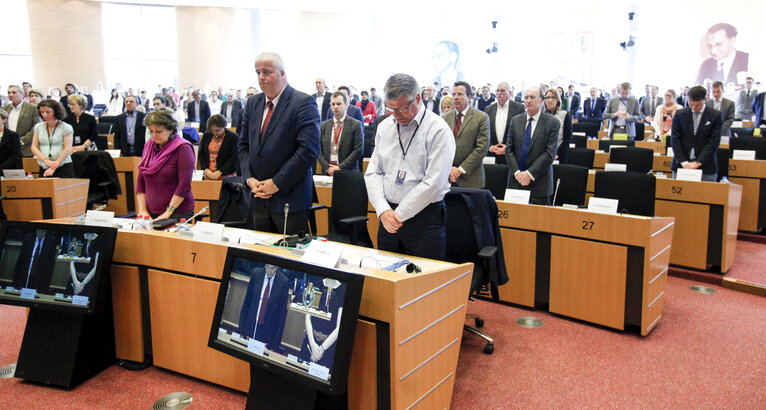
[{"xmin": 239, "ymin": 232, "xmax": 277, "ymax": 245}]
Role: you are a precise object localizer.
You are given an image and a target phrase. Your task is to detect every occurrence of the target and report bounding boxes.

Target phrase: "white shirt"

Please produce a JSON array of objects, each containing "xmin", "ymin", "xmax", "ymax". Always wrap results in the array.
[
  {"xmin": 92, "ymin": 89, "xmax": 110, "ymax": 105},
  {"xmin": 364, "ymin": 103, "xmax": 455, "ymax": 222},
  {"xmin": 525, "ymin": 110, "xmax": 542, "ymax": 139},
  {"xmin": 316, "ymin": 93, "xmax": 325, "ymax": 115},
  {"xmin": 494, "ymin": 102, "xmax": 509, "ymax": 143},
  {"xmin": 8, "ymin": 102, "xmax": 22, "ymax": 132},
  {"xmin": 332, "ymin": 115, "xmax": 346, "ymax": 145},
  {"xmin": 718, "ymin": 51, "xmax": 737, "ymax": 83},
  {"xmin": 208, "ymin": 99, "xmax": 223, "ymax": 118},
  {"xmin": 262, "ymin": 86, "xmax": 286, "ymax": 130}
]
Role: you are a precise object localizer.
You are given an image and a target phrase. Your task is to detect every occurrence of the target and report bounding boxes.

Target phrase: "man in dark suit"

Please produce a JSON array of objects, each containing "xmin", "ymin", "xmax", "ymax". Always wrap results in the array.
[
  {"xmin": 671, "ymin": 86, "xmax": 722, "ymax": 182},
  {"xmin": 1, "ymin": 85, "xmax": 40, "ymax": 157},
  {"xmin": 706, "ymin": 81, "xmax": 736, "ymax": 137},
  {"xmin": 114, "ymin": 95, "xmax": 146, "ymax": 157},
  {"xmin": 695, "ymin": 23, "xmax": 749, "ymax": 88},
  {"xmin": 566, "ymin": 85, "xmax": 580, "ymax": 118},
  {"xmin": 314, "ymin": 78, "xmax": 333, "ymax": 122},
  {"xmin": 60, "ymin": 83, "xmax": 77, "ymax": 117},
  {"xmin": 12, "ymin": 229, "xmax": 60, "ymax": 293},
  {"xmin": 186, "ymin": 90, "xmax": 211, "ymax": 132},
  {"xmin": 238, "ymin": 264, "xmax": 289, "ymax": 351},
  {"xmin": 505, "ymin": 86, "xmax": 560, "ymax": 205},
  {"xmin": 325, "ymin": 86, "xmax": 364, "ymax": 126},
  {"xmin": 583, "ymin": 87, "xmax": 606, "ymax": 120},
  {"xmin": 640, "ymin": 85, "xmax": 663, "ymax": 124},
  {"xmin": 676, "ymin": 86, "xmax": 690, "ymax": 108},
  {"xmin": 441, "ymin": 81, "xmax": 489, "ymax": 188},
  {"xmin": 238, "ymin": 52, "xmax": 321, "ymax": 235},
  {"xmin": 221, "ymin": 91, "xmax": 244, "ymax": 128},
  {"xmin": 318, "ymin": 92, "xmax": 363, "ymax": 175},
  {"xmin": 736, "ymin": 77, "xmax": 756, "ymax": 120},
  {"xmin": 484, "ymin": 81, "xmax": 524, "ymax": 164},
  {"xmin": 422, "ymin": 84, "xmax": 440, "ymax": 114},
  {"xmin": 752, "ymin": 90, "xmax": 766, "ymax": 127}
]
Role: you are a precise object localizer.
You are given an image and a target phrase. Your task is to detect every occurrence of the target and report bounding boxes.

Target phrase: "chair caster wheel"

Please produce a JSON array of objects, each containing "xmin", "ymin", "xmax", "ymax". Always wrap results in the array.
[
  {"xmin": 483, "ymin": 344, "xmax": 494, "ymax": 354},
  {"xmin": 475, "ymin": 318, "xmax": 484, "ymax": 328}
]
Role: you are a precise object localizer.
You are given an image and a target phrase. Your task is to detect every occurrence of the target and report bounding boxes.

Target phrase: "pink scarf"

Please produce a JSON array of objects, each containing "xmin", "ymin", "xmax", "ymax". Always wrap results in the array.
[{"xmin": 138, "ymin": 135, "xmax": 190, "ymax": 176}]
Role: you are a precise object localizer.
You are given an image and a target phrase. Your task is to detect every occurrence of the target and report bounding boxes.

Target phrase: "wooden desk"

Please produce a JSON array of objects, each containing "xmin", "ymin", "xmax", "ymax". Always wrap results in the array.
[
  {"xmin": 104, "ymin": 157, "xmax": 142, "ymax": 217},
  {"xmin": 109, "ymin": 228, "xmax": 471, "ymax": 409},
  {"xmin": 23, "ymin": 157, "xmax": 38, "ymax": 176},
  {"xmin": 0, "ymin": 178, "xmax": 89, "ymax": 220},
  {"xmin": 495, "ymin": 202, "xmax": 674, "ymax": 335},
  {"xmin": 586, "ymin": 139, "xmax": 665, "ymax": 155},
  {"xmin": 728, "ymin": 159, "xmax": 766, "ymax": 231},
  {"xmin": 584, "ymin": 172, "xmax": 741, "ymax": 272},
  {"xmin": 191, "ymin": 180, "xmax": 222, "ymax": 222}
]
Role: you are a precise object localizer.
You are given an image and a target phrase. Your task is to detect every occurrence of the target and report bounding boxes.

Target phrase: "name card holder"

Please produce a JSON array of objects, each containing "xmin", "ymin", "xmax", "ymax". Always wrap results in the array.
[
  {"xmin": 604, "ymin": 163, "xmax": 627, "ymax": 172},
  {"xmin": 587, "ymin": 197, "xmax": 619, "ymax": 214},
  {"xmin": 85, "ymin": 210, "xmax": 115, "ymax": 227},
  {"xmin": 504, "ymin": 189, "xmax": 531, "ymax": 204},
  {"xmin": 676, "ymin": 168, "xmax": 703, "ymax": 181},
  {"xmin": 732, "ymin": 150, "xmax": 756, "ymax": 160},
  {"xmin": 193, "ymin": 221, "xmax": 225, "ymax": 242}
]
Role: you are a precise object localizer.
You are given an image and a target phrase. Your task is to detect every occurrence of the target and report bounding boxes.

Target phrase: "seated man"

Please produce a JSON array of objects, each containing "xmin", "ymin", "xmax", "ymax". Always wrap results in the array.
[{"xmin": 318, "ymin": 92, "xmax": 363, "ymax": 175}]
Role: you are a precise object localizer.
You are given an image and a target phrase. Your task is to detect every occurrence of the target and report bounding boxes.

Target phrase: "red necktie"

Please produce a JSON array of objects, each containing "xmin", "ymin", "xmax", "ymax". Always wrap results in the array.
[
  {"xmin": 257, "ymin": 277, "xmax": 271, "ymax": 324},
  {"xmin": 453, "ymin": 112, "xmax": 462, "ymax": 139},
  {"xmin": 333, "ymin": 120, "xmax": 343, "ymax": 145},
  {"xmin": 260, "ymin": 101, "xmax": 274, "ymax": 142}
]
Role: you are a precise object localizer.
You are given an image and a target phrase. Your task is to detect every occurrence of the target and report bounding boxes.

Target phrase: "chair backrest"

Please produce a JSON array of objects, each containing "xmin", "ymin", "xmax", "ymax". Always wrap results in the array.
[
  {"xmin": 444, "ymin": 193, "xmax": 480, "ymax": 265},
  {"xmin": 730, "ymin": 127, "xmax": 754, "ymax": 137},
  {"xmin": 730, "ymin": 136, "xmax": 766, "ymax": 159},
  {"xmin": 330, "ymin": 170, "xmax": 372, "ymax": 244},
  {"xmin": 483, "ymin": 164, "xmax": 510, "ymax": 200},
  {"xmin": 599, "ymin": 139, "xmax": 635, "ymax": 152},
  {"xmin": 71, "ymin": 151, "xmax": 121, "ymax": 207},
  {"xmin": 594, "ymin": 171, "xmax": 656, "ymax": 216},
  {"xmin": 609, "ymin": 147, "xmax": 654, "ymax": 173},
  {"xmin": 635, "ymin": 122, "xmax": 645, "ymax": 141},
  {"xmin": 570, "ymin": 134, "xmax": 588, "ymax": 148},
  {"xmin": 567, "ymin": 148, "xmax": 595, "ymax": 169},
  {"xmin": 97, "ymin": 122, "xmax": 113, "ymax": 135},
  {"xmin": 552, "ymin": 164, "xmax": 589, "ymax": 206},
  {"xmin": 214, "ymin": 176, "xmax": 254, "ymax": 228},
  {"xmin": 717, "ymin": 148, "xmax": 729, "ymax": 181},
  {"xmin": 572, "ymin": 121, "xmax": 600, "ymax": 138}
]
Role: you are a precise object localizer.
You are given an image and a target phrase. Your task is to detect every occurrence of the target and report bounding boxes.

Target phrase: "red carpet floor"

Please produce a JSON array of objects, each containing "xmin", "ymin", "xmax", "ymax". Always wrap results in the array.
[{"xmin": 725, "ymin": 240, "xmax": 766, "ymax": 285}]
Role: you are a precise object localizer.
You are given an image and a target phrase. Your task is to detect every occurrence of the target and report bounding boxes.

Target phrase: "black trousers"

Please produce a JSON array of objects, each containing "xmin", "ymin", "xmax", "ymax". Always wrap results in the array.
[
  {"xmin": 377, "ymin": 200, "xmax": 446, "ymax": 261},
  {"xmin": 39, "ymin": 163, "xmax": 74, "ymax": 178},
  {"xmin": 252, "ymin": 206, "xmax": 309, "ymax": 236}
]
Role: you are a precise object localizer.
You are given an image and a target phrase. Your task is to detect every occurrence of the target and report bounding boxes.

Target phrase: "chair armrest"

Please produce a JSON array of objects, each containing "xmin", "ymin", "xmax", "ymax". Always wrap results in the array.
[
  {"xmin": 477, "ymin": 246, "xmax": 497, "ymax": 260},
  {"xmin": 310, "ymin": 204, "xmax": 328, "ymax": 212},
  {"xmin": 339, "ymin": 215, "xmax": 368, "ymax": 227}
]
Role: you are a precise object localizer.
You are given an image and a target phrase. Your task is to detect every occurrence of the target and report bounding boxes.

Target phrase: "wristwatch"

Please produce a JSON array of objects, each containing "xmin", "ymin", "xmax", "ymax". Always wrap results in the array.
[{"xmin": 166, "ymin": 205, "xmax": 176, "ymax": 213}]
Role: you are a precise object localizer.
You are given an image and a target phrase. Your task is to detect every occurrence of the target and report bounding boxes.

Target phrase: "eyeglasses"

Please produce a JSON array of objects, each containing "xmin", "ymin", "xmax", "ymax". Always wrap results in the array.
[
  {"xmin": 543, "ymin": 96, "xmax": 558, "ymax": 101},
  {"xmin": 496, "ymin": 89, "xmax": 509, "ymax": 93},
  {"xmin": 385, "ymin": 99, "xmax": 415, "ymax": 114}
]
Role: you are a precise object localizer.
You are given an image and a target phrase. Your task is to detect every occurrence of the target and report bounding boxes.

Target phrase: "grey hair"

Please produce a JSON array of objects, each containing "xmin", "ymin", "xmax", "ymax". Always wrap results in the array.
[
  {"xmin": 384, "ymin": 73, "xmax": 419, "ymax": 102},
  {"xmin": 255, "ymin": 52, "xmax": 285, "ymax": 72},
  {"xmin": 7, "ymin": 84, "xmax": 22, "ymax": 94},
  {"xmin": 497, "ymin": 82, "xmax": 510, "ymax": 90},
  {"xmin": 0, "ymin": 108, "xmax": 8, "ymax": 121}
]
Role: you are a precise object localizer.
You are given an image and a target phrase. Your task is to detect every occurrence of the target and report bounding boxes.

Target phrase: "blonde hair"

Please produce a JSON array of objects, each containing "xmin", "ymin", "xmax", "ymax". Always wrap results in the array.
[{"xmin": 67, "ymin": 94, "xmax": 87, "ymax": 109}]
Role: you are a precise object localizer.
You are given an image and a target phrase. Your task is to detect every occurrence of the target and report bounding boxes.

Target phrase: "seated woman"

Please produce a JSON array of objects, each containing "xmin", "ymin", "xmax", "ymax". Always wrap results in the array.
[
  {"xmin": 64, "ymin": 94, "xmax": 98, "ymax": 152},
  {"xmin": 198, "ymin": 114, "xmax": 239, "ymax": 180},
  {"xmin": 136, "ymin": 108, "xmax": 195, "ymax": 221},
  {"xmin": 355, "ymin": 91, "xmax": 376, "ymax": 125},
  {"xmin": 31, "ymin": 99, "xmax": 74, "ymax": 178},
  {"xmin": 0, "ymin": 109, "xmax": 23, "ymax": 174},
  {"xmin": 650, "ymin": 89, "xmax": 681, "ymax": 142}
]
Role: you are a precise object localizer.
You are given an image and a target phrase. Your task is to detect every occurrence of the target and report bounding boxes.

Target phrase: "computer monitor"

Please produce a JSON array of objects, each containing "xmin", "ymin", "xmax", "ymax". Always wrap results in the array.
[
  {"xmin": 208, "ymin": 247, "xmax": 365, "ymax": 396},
  {"xmin": 0, "ymin": 221, "xmax": 118, "ymax": 314}
]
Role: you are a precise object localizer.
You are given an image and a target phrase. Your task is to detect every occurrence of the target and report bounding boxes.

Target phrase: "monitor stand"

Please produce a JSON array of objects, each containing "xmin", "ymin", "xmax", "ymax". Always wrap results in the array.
[
  {"xmin": 14, "ymin": 295, "xmax": 116, "ymax": 388},
  {"xmin": 247, "ymin": 365, "xmax": 347, "ymax": 410}
]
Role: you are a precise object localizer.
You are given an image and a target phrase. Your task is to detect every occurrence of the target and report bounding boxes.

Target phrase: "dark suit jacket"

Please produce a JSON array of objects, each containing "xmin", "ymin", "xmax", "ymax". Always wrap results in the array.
[
  {"xmin": 326, "ymin": 104, "xmax": 364, "ymax": 126},
  {"xmin": 505, "ymin": 112, "xmax": 560, "ymax": 199},
  {"xmin": 640, "ymin": 96, "xmax": 663, "ymax": 119},
  {"xmin": 696, "ymin": 50, "xmax": 749, "ymax": 86},
  {"xmin": 705, "ymin": 98, "xmax": 735, "ymax": 136},
  {"xmin": 676, "ymin": 95, "xmax": 690, "ymax": 108},
  {"xmin": 114, "ymin": 111, "xmax": 146, "ymax": 157},
  {"xmin": 567, "ymin": 92, "xmax": 581, "ymax": 116},
  {"xmin": 0, "ymin": 129, "xmax": 23, "ymax": 171},
  {"xmin": 220, "ymin": 100, "xmax": 244, "ymax": 129},
  {"xmin": 318, "ymin": 116, "xmax": 363, "ymax": 173},
  {"xmin": 751, "ymin": 92, "xmax": 766, "ymax": 125},
  {"xmin": 12, "ymin": 232, "xmax": 60, "ymax": 292},
  {"xmin": 237, "ymin": 84, "xmax": 321, "ymax": 213},
  {"xmin": 238, "ymin": 269, "xmax": 289, "ymax": 350},
  {"xmin": 198, "ymin": 129, "xmax": 240, "ymax": 176},
  {"xmin": 1, "ymin": 102, "xmax": 40, "ymax": 156},
  {"xmin": 423, "ymin": 97, "xmax": 440, "ymax": 114},
  {"xmin": 670, "ymin": 107, "xmax": 722, "ymax": 175},
  {"xmin": 583, "ymin": 97, "xmax": 606, "ymax": 120},
  {"xmin": 315, "ymin": 91, "xmax": 332, "ymax": 122},
  {"xmin": 484, "ymin": 101, "xmax": 524, "ymax": 165},
  {"xmin": 60, "ymin": 95, "xmax": 74, "ymax": 117},
  {"xmin": 187, "ymin": 100, "xmax": 211, "ymax": 132}
]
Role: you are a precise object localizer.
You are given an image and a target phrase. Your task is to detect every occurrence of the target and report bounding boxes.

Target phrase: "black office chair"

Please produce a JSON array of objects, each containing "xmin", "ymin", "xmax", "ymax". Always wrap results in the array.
[
  {"xmin": 483, "ymin": 164, "xmax": 510, "ymax": 200},
  {"xmin": 570, "ymin": 134, "xmax": 588, "ymax": 148},
  {"xmin": 214, "ymin": 176, "xmax": 254, "ymax": 228},
  {"xmin": 362, "ymin": 126, "xmax": 376, "ymax": 171},
  {"xmin": 573, "ymin": 121, "xmax": 600, "ymax": 138},
  {"xmin": 609, "ymin": 147, "xmax": 654, "ymax": 173},
  {"xmin": 730, "ymin": 127, "xmax": 755, "ymax": 137},
  {"xmin": 71, "ymin": 151, "xmax": 122, "ymax": 209},
  {"xmin": 717, "ymin": 148, "xmax": 730, "ymax": 181},
  {"xmin": 97, "ymin": 122, "xmax": 113, "ymax": 135},
  {"xmin": 552, "ymin": 164, "xmax": 589, "ymax": 206},
  {"xmin": 594, "ymin": 171, "xmax": 656, "ymax": 216},
  {"xmin": 599, "ymin": 139, "xmax": 635, "ymax": 152},
  {"xmin": 322, "ymin": 170, "xmax": 372, "ymax": 247},
  {"xmin": 444, "ymin": 189, "xmax": 500, "ymax": 354},
  {"xmin": 730, "ymin": 136, "xmax": 766, "ymax": 159},
  {"xmin": 635, "ymin": 122, "xmax": 645, "ymax": 141},
  {"xmin": 0, "ymin": 195, "xmax": 6, "ymax": 221},
  {"xmin": 568, "ymin": 148, "xmax": 595, "ymax": 169}
]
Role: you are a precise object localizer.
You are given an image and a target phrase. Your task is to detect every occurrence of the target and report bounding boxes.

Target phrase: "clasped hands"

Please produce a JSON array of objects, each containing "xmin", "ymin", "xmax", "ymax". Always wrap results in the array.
[
  {"xmin": 43, "ymin": 158, "xmax": 60, "ymax": 177},
  {"xmin": 380, "ymin": 209, "xmax": 403, "ymax": 234},
  {"xmin": 309, "ymin": 343, "xmax": 325, "ymax": 362},
  {"xmin": 682, "ymin": 161, "xmax": 702, "ymax": 169},
  {"xmin": 515, "ymin": 170, "xmax": 532, "ymax": 186},
  {"xmin": 247, "ymin": 178, "xmax": 279, "ymax": 199},
  {"xmin": 489, "ymin": 143, "xmax": 506, "ymax": 156}
]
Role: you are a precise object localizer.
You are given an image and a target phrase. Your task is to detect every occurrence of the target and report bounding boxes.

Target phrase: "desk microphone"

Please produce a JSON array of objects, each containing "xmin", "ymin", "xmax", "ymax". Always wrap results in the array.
[
  {"xmin": 551, "ymin": 178, "xmax": 561, "ymax": 207},
  {"xmin": 279, "ymin": 203, "xmax": 290, "ymax": 248},
  {"xmin": 187, "ymin": 206, "xmax": 209, "ymax": 223}
]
